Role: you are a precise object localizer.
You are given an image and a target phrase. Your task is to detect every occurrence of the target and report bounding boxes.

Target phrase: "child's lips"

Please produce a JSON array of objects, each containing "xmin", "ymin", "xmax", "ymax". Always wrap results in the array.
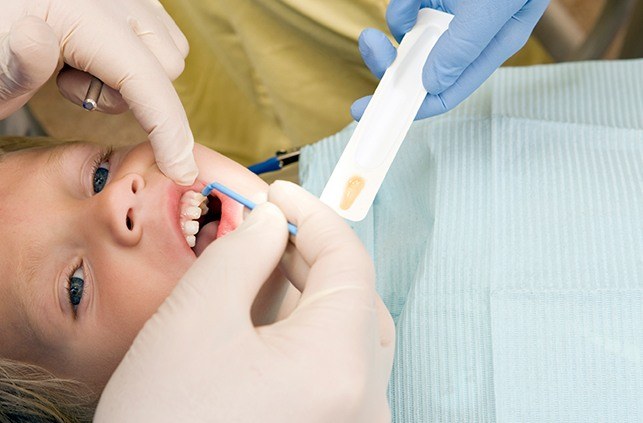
[
  {"xmin": 192, "ymin": 193, "xmax": 243, "ymax": 256},
  {"xmin": 164, "ymin": 179, "xmax": 245, "ymax": 259},
  {"xmin": 216, "ymin": 195, "xmax": 243, "ymax": 237},
  {"xmin": 183, "ymin": 182, "xmax": 244, "ymax": 257}
]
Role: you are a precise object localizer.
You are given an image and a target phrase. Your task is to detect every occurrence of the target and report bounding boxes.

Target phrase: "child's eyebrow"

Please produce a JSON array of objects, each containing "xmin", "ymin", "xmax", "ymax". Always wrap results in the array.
[
  {"xmin": 16, "ymin": 234, "xmax": 51, "ymax": 346},
  {"xmin": 44, "ymin": 142, "xmax": 82, "ymax": 179},
  {"xmin": 18, "ymin": 238, "xmax": 43, "ymax": 294}
]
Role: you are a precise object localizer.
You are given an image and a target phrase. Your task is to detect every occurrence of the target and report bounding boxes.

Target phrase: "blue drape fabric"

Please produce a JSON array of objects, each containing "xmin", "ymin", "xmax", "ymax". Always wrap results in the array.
[{"xmin": 300, "ymin": 60, "xmax": 643, "ymax": 423}]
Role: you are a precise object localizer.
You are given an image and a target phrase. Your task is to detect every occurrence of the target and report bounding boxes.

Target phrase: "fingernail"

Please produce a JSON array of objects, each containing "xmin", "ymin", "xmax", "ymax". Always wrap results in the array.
[{"xmin": 174, "ymin": 163, "xmax": 199, "ymax": 186}]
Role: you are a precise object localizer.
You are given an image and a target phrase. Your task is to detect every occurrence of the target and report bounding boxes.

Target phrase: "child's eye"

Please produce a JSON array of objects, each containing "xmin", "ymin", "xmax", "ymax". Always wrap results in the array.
[
  {"xmin": 91, "ymin": 148, "xmax": 112, "ymax": 194},
  {"xmin": 93, "ymin": 161, "xmax": 110, "ymax": 193},
  {"xmin": 68, "ymin": 266, "xmax": 85, "ymax": 313}
]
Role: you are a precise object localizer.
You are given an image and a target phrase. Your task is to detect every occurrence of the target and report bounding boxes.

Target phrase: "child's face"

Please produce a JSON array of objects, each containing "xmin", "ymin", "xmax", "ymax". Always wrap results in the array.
[{"xmin": 0, "ymin": 141, "xmax": 267, "ymax": 390}]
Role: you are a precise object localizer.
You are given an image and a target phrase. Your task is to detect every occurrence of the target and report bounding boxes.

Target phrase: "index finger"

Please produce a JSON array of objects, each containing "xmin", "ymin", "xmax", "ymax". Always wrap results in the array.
[
  {"xmin": 267, "ymin": 181, "xmax": 376, "ymax": 305},
  {"xmin": 269, "ymin": 181, "xmax": 394, "ymax": 359},
  {"xmin": 57, "ymin": 6, "xmax": 197, "ymax": 185}
]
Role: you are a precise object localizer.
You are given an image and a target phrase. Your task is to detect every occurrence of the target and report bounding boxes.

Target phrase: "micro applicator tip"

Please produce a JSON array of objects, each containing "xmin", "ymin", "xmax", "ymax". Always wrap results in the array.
[{"xmin": 202, "ymin": 182, "xmax": 298, "ymax": 236}]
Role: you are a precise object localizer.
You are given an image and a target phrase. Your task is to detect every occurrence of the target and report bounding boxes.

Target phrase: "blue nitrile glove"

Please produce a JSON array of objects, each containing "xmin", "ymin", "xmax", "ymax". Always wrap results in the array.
[{"xmin": 351, "ymin": 0, "xmax": 550, "ymax": 120}]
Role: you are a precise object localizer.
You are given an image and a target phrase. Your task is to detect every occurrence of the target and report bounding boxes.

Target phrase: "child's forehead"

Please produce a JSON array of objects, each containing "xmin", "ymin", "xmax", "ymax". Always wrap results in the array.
[
  {"xmin": 0, "ymin": 154, "xmax": 64, "ymax": 361},
  {"xmin": 1, "ymin": 141, "xmax": 81, "ymax": 163},
  {"xmin": 0, "ymin": 142, "xmax": 87, "ymax": 195}
]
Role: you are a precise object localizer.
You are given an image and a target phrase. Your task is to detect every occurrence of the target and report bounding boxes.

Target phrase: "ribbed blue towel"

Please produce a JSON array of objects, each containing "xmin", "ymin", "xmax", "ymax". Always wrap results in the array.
[{"xmin": 300, "ymin": 60, "xmax": 643, "ymax": 423}]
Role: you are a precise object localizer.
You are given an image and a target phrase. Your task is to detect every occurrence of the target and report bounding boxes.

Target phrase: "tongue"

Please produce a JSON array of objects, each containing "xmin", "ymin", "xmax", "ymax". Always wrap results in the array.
[{"xmin": 194, "ymin": 221, "xmax": 220, "ymax": 257}]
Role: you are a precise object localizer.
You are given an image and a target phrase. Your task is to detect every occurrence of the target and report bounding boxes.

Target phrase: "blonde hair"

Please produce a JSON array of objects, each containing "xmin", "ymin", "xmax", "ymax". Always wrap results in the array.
[
  {"xmin": 0, "ymin": 136, "xmax": 78, "ymax": 158},
  {"xmin": 1, "ymin": 137, "xmax": 97, "ymax": 422},
  {"xmin": 0, "ymin": 358, "xmax": 96, "ymax": 423}
]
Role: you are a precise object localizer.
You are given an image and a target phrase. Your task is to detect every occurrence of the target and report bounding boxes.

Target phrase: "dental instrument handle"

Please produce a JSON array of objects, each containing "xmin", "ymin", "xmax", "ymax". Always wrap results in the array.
[
  {"xmin": 202, "ymin": 182, "xmax": 298, "ymax": 236},
  {"xmin": 248, "ymin": 149, "xmax": 301, "ymax": 175},
  {"xmin": 320, "ymin": 9, "xmax": 453, "ymax": 221},
  {"xmin": 83, "ymin": 76, "xmax": 104, "ymax": 111},
  {"xmin": 248, "ymin": 157, "xmax": 281, "ymax": 175}
]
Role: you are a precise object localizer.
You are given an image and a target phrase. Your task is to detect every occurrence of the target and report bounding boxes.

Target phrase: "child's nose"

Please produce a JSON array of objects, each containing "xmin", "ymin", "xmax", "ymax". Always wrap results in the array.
[{"xmin": 97, "ymin": 173, "xmax": 145, "ymax": 246}]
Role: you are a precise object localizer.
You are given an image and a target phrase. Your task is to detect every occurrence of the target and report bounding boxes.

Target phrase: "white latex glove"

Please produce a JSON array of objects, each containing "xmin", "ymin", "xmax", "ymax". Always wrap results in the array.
[
  {"xmin": 94, "ymin": 181, "xmax": 395, "ymax": 423},
  {"xmin": 0, "ymin": 0, "xmax": 197, "ymax": 184}
]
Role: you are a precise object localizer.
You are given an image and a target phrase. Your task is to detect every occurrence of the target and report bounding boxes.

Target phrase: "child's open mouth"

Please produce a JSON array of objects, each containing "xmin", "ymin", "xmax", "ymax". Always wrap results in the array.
[{"xmin": 179, "ymin": 190, "xmax": 224, "ymax": 256}]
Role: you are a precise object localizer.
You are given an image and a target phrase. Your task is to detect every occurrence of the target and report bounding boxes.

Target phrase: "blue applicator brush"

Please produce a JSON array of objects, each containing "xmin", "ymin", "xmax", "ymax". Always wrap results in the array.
[{"xmin": 201, "ymin": 182, "xmax": 298, "ymax": 236}]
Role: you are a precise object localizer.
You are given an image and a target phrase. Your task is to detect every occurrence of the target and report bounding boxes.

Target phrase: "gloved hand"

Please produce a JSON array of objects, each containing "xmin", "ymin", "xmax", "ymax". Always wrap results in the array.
[
  {"xmin": 0, "ymin": 0, "xmax": 197, "ymax": 185},
  {"xmin": 94, "ymin": 181, "xmax": 395, "ymax": 423},
  {"xmin": 351, "ymin": 0, "xmax": 550, "ymax": 120}
]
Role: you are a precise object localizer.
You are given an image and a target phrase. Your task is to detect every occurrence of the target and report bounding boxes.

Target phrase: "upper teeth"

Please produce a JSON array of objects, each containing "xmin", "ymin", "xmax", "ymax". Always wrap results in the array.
[{"xmin": 180, "ymin": 190, "xmax": 208, "ymax": 247}]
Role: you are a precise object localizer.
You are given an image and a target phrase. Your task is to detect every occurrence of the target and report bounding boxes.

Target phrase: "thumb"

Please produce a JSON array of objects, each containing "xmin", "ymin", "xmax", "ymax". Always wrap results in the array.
[
  {"xmin": 422, "ymin": 7, "xmax": 520, "ymax": 95},
  {"xmin": 358, "ymin": 29, "xmax": 397, "ymax": 80},
  {"xmin": 169, "ymin": 202, "xmax": 289, "ymax": 333},
  {"xmin": 350, "ymin": 95, "xmax": 372, "ymax": 121},
  {"xmin": 422, "ymin": 19, "xmax": 480, "ymax": 95},
  {"xmin": 0, "ymin": 16, "xmax": 58, "ymax": 118}
]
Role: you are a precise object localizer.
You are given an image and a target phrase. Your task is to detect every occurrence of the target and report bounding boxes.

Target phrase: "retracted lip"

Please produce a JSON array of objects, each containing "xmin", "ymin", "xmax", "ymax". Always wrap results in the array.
[
  {"xmin": 171, "ymin": 181, "xmax": 244, "ymax": 258},
  {"xmin": 169, "ymin": 181, "xmax": 207, "ymax": 258}
]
